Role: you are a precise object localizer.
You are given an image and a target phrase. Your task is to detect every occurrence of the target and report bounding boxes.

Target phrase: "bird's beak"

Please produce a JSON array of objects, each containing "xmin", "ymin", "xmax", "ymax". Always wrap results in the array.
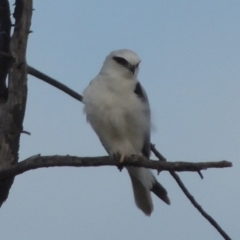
[{"xmin": 129, "ymin": 65, "xmax": 136, "ymax": 74}]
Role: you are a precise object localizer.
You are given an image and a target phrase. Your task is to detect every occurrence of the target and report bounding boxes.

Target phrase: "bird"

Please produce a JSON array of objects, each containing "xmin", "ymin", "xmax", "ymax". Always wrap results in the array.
[{"xmin": 83, "ymin": 49, "xmax": 170, "ymax": 216}]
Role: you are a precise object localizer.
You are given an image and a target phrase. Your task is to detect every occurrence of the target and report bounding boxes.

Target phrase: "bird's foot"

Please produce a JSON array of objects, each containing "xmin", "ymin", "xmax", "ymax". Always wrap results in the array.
[
  {"xmin": 111, "ymin": 153, "xmax": 124, "ymax": 172},
  {"xmin": 119, "ymin": 154, "xmax": 126, "ymax": 163},
  {"xmin": 117, "ymin": 154, "xmax": 126, "ymax": 171}
]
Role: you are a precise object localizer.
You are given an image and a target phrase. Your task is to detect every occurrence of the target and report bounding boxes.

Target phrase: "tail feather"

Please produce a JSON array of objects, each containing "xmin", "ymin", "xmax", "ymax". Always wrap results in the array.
[
  {"xmin": 127, "ymin": 167, "xmax": 170, "ymax": 216},
  {"xmin": 128, "ymin": 171, "xmax": 153, "ymax": 216},
  {"xmin": 151, "ymin": 179, "xmax": 171, "ymax": 205}
]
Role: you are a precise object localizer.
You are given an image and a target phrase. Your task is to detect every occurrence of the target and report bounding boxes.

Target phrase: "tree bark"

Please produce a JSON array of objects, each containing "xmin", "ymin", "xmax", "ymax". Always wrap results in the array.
[
  {"xmin": 0, "ymin": 0, "xmax": 32, "ymax": 207},
  {"xmin": 0, "ymin": 0, "xmax": 11, "ymax": 102}
]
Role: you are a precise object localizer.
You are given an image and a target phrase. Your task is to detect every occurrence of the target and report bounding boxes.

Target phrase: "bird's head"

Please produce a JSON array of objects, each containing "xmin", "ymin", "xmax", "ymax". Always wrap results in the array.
[{"xmin": 100, "ymin": 49, "xmax": 141, "ymax": 79}]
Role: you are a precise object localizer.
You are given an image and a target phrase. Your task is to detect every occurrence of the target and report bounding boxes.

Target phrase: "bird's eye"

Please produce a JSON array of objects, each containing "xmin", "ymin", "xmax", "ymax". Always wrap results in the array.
[{"xmin": 113, "ymin": 56, "xmax": 129, "ymax": 67}]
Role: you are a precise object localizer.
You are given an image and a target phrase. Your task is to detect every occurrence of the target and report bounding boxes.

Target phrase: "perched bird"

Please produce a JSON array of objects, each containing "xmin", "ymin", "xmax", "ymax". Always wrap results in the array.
[{"xmin": 83, "ymin": 49, "xmax": 170, "ymax": 216}]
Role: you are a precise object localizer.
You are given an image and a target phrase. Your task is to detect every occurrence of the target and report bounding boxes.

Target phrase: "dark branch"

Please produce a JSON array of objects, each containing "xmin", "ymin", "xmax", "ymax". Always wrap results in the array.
[
  {"xmin": 150, "ymin": 144, "xmax": 203, "ymax": 179},
  {"xmin": 27, "ymin": 66, "xmax": 83, "ymax": 102},
  {"xmin": 21, "ymin": 130, "xmax": 31, "ymax": 135},
  {"xmin": 0, "ymin": 0, "xmax": 32, "ymax": 207},
  {"xmin": 150, "ymin": 144, "xmax": 167, "ymax": 161},
  {"xmin": 151, "ymin": 144, "xmax": 232, "ymax": 240},
  {"xmin": 170, "ymin": 171, "xmax": 231, "ymax": 240},
  {"xmin": 0, "ymin": 0, "xmax": 11, "ymax": 101},
  {"xmin": 0, "ymin": 154, "xmax": 232, "ymax": 181}
]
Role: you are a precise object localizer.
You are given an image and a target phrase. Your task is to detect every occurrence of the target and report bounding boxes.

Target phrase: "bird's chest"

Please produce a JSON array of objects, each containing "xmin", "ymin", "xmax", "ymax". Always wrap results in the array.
[
  {"xmin": 84, "ymin": 79, "xmax": 149, "ymax": 154},
  {"xmin": 95, "ymin": 93, "xmax": 145, "ymax": 150},
  {"xmin": 97, "ymin": 89, "xmax": 141, "ymax": 127},
  {"xmin": 86, "ymin": 83, "xmax": 145, "ymax": 138}
]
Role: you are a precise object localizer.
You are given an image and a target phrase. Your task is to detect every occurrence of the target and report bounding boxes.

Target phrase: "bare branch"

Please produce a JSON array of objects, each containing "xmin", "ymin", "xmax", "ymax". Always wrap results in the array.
[
  {"xmin": 150, "ymin": 144, "xmax": 204, "ymax": 178},
  {"xmin": 27, "ymin": 67, "xmax": 232, "ymax": 240},
  {"xmin": 27, "ymin": 65, "xmax": 232, "ymax": 240},
  {"xmin": 0, "ymin": 0, "xmax": 32, "ymax": 207},
  {"xmin": 170, "ymin": 171, "xmax": 231, "ymax": 240},
  {"xmin": 151, "ymin": 144, "xmax": 232, "ymax": 240},
  {"xmin": 0, "ymin": 154, "xmax": 232, "ymax": 181},
  {"xmin": 0, "ymin": 0, "xmax": 11, "ymax": 101},
  {"xmin": 21, "ymin": 130, "xmax": 31, "ymax": 135},
  {"xmin": 27, "ymin": 66, "xmax": 83, "ymax": 102}
]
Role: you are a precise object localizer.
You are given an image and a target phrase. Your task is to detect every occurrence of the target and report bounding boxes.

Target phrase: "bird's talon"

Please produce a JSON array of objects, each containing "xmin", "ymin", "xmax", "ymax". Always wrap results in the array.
[
  {"xmin": 119, "ymin": 154, "xmax": 125, "ymax": 163},
  {"xmin": 117, "ymin": 165, "xmax": 123, "ymax": 172}
]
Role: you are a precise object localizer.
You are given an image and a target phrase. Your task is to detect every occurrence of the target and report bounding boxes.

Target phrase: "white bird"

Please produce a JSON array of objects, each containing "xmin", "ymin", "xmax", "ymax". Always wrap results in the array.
[{"xmin": 83, "ymin": 49, "xmax": 170, "ymax": 216}]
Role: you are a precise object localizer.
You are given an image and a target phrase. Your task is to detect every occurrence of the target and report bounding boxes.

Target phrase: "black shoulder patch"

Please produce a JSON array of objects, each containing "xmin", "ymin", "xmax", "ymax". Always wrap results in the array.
[
  {"xmin": 134, "ymin": 82, "xmax": 145, "ymax": 101},
  {"xmin": 134, "ymin": 82, "xmax": 150, "ymax": 157},
  {"xmin": 141, "ymin": 141, "xmax": 150, "ymax": 158}
]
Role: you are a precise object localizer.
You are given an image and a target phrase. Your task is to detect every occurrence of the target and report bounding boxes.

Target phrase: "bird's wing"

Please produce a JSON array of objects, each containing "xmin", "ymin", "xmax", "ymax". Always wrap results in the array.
[
  {"xmin": 132, "ymin": 81, "xmax": 171, "ymax": 211},
  {"xmin": 134, "ymin": 82, "xmax": 151, "ymax": 158}
]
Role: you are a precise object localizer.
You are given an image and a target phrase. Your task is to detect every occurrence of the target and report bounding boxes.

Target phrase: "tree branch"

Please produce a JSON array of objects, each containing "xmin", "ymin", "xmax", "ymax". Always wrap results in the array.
[
  {"xmin": 0, "ymin": 154, "xmax": 232, "ymax": 181},
  {"xmin": 170, "ymin": 171, "xmax": 231, "ymax": 240},
  {"xmin": 27, "ymin": 66, "xmax": 233, "ymax": 240},
  {"xmin": 27, "ymin": 65, "xmax": 83, "ymax": 102},
  {"xmin": 151, "ymin": 144, "xmax": 232, "ymax": 240},
  {"xmin": 0, "ymin": 0, "xmax": 11, "ymax": 102},
  {"xmin": 0, "ymin": 0, "xmax": 32, "ymax": 207}
]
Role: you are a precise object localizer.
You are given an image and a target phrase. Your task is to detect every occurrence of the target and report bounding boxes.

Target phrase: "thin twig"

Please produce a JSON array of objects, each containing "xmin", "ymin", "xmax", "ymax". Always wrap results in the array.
[
  {"xmin": 21, "ymin": 130, "xmax": 31, "ymax": 135},
  {"xmin": 151, "ymin": 144, "xmax": 231, "ymax": 240},
  {"xmin": 150, "ymin": 144, "xmax": 203, "ymax": 179},
  {"xmin": 150, "ymin": 143, "xmax": 167, "ymax": 162},
  {"xmin": 27, "ymin": 66, "xmax": 83, "ymax": 102},
  {"xmin": 197, "ymin": 170, "xmax": 204, "ymax": 179},
  {"xmin": 171, "ymin": 171, "xmax": 231, "ymax": 240}
]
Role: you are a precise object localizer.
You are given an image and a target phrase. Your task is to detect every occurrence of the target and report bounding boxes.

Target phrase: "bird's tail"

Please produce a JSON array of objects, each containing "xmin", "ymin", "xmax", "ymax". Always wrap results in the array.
[{"xmin": 127, "ymin": 167, "xmax": 170, "ymax": 216}]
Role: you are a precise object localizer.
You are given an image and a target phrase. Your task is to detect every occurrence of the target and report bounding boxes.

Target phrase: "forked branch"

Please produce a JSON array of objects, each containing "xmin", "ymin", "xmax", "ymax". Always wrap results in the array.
[
  {"xmin": 27, "ymin": 66, "xmax": 232, "ymax": 240},
  {"xmin": 151, "ymin": 144, "xmax": 232, "ymax": 240}
]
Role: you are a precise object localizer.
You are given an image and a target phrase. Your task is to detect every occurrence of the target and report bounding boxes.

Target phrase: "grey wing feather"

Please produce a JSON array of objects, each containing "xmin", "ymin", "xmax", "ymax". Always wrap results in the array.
[
  {"xmin": 134, "ymin": 81, "xmax": 171, "ymax": 206},
  {"xmin": 134, "ymin": 82, "xmax": 151, "ymax": 158},
  {"xmin": 151, "ymin": 180, "xmax": 171, "ymax": 205}
]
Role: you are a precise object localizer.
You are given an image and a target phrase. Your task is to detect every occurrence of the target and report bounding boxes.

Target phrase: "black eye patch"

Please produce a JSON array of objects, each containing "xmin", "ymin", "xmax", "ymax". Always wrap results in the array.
[{"xmin": 113, "ymin": 56, "xmax": 129, "ymax": 67}]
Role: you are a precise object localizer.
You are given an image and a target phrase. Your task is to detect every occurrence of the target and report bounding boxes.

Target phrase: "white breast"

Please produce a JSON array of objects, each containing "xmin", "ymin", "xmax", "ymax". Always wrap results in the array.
[{"xmin": 83, "ymin": 77, "xmax": 150, "ymax": 155}]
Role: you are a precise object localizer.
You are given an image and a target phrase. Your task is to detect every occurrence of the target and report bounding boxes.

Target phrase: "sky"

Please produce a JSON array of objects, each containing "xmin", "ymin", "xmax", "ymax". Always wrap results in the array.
[{"xmin": 1, "ymin": 1, "xmax": 239, "ymax": 239}]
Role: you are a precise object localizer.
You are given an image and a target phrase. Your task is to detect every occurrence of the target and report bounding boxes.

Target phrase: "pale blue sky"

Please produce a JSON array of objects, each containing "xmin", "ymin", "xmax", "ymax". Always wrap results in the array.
[{"xmin": 1, "ymin": 1, "xmax": 239, "ymax": 239}]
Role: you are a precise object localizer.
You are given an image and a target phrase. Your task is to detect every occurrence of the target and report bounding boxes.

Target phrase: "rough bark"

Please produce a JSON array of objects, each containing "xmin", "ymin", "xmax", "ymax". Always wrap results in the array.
[
  {"xmin": 0, "ymin": 0, "xmax": 11, "ymax": 102},
  {"xmin": 0, "ymin": 0, "xmax": 32, "ymax": 207}
]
